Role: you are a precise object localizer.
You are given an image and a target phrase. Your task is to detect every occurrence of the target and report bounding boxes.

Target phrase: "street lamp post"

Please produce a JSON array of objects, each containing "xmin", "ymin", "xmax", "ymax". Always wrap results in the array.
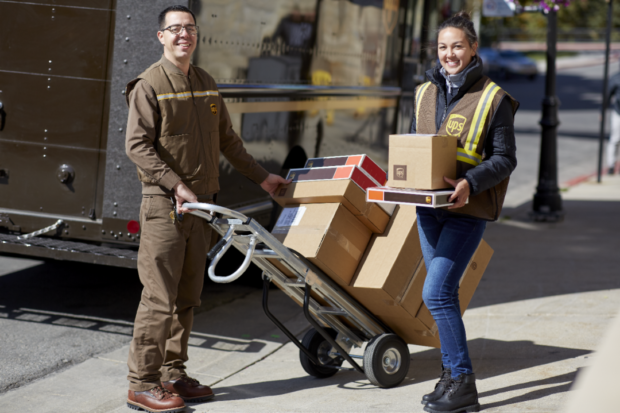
[{"xmin": 532, "ymin": 9, "xmax": 564, "ymax": 222}]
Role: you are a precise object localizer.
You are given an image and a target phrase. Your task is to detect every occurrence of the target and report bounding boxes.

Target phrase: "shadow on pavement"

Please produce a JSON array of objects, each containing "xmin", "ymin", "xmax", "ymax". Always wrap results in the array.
[
  {"xmin": 209, "ymin": 338, "xmax": 588, "ymax": 402},
  {"xmin": 0, "ymin": 256, "xmax": 258, "ymax": 336},
  {"xmin": 479, "ymin": 369, "xmax": 579, "ymax": 410},
  {"xmin": 469, "ymin": 199, "xmax": 620, "ymax": 310}
]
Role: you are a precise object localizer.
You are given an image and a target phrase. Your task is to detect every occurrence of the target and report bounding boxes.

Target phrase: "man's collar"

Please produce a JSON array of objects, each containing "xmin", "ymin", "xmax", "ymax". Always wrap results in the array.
[{"xmin": 159, "ymin": 54, "xmax": 191, "ymax": 76}]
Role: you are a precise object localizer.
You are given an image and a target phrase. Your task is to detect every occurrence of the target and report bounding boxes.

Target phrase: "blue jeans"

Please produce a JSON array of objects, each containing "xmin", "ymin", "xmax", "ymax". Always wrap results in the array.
[{"xmin": 417, "ymin": 208, "xmax": 486, "ymax": 378}]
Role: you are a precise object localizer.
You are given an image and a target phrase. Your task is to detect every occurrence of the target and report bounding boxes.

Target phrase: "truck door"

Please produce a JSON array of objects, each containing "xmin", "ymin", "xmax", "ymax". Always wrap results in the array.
[{"xmin": 0, "ymin": 1, "xmax": 113, "ymax": 219}]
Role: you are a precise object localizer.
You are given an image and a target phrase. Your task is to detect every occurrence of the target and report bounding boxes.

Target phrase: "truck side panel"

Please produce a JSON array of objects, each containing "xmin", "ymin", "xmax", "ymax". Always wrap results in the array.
[{"xmin": 101, "ymin": 0, "xmax": 187, "ymax": 225}]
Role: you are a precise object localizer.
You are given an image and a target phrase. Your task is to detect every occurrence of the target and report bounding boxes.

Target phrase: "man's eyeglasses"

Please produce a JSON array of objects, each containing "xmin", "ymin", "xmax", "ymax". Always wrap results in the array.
[{"xmin": 161, "ymin": 24, "xmax": 199, "ymax": 36}]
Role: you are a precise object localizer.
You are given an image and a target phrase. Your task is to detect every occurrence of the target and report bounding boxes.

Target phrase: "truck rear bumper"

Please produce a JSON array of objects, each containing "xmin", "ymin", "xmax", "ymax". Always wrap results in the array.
[{"xmin": 0, "ymin": 233, "xmax": 138, "ymax": 268}]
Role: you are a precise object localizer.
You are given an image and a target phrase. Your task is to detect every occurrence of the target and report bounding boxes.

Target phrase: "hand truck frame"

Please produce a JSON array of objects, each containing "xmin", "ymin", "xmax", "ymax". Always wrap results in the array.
[{"xmin": 186, "ymin": 202, "xmax": 411, "ymax": 388}]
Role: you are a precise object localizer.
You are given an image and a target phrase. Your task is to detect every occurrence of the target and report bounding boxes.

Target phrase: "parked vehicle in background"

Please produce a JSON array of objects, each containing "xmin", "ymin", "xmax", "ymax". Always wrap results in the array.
[
  {"xmin": 0, "ymin": 0, "xmax": 438, "ymax": 269},
  {"xmin": 477, "ymin": 48, "xmax": 537, "ymax": 81},
  {"xmin": 497, "ymin": 50, "xmax": 538, "ymax": 80},
  {"xmin": 477, "ymin": 47, "xmax": 501, "ymax": 75}
]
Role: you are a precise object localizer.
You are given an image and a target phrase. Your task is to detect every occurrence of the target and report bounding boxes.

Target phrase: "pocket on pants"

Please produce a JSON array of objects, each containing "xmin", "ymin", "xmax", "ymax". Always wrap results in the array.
[
  {"xmin": 144, "ymin": 196, "xmax": 173, "ymax": 221},
  {"xmin": 140, "ymin": 196, "xmax": 153, "ymax": 223}
]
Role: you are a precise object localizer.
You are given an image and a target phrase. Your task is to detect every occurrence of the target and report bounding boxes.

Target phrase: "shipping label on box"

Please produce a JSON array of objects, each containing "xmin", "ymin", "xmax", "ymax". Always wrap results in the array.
[
  {"xmin": 272, "ymin": 206, "xmax": 306, "ymax": 232},
  {"xmin": 273, "ymin": 180, "xmax": 390, "ymax": 233},
  {"xmin": 305, "ymin": 154, "xmax": 387, "ymax": 186},
  {"xmin": 388, "ymin": 134, "xmax": 457, "ymax": 190}
]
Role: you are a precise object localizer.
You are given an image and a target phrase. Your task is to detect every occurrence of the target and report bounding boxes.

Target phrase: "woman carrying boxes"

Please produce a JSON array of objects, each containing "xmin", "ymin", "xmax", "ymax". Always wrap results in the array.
[{"xmin": 413, "ymin": 12, "xmax": 518, "ymax": 413}]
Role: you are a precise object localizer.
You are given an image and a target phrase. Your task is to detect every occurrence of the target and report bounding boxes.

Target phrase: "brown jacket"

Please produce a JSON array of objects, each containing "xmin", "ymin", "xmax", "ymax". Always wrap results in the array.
[
  {"xmin": 416, "ymin": 76, "xmax": 518, "ymax": 220},
  {"xmin": 125, "ymin": 55, "xmax": 268, "ymax": 196}
]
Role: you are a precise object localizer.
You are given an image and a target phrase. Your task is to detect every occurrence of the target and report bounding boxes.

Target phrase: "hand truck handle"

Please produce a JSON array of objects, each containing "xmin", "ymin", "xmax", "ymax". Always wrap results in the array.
[
  {"xmin": 207, "ymin": 225, "xmax": 258, "ymax": 283},
  {"xmin": 184, "ymin": 202, "xmax": 248, "ymax": 221},
  {"xmin": 207, "ymin": 233, "xmax": 230, "ymax": 261}
]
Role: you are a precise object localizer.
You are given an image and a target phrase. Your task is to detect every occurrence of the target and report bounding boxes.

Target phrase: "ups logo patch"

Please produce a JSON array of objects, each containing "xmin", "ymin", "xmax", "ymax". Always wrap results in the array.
[
  {"xmin": 446, "ymin": 114, "xmax": 467, "ymax": 137},
  {"xmin": 210, "ymin": 103, "xmax": 217, "ymax": 115},
  {"xmin": 393, "ymin": 165, "xmax": 407, "ymax": 181}
]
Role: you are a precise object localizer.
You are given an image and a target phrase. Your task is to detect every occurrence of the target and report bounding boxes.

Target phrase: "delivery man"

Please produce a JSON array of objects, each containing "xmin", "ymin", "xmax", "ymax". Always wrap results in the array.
[{"xmin": 124, "ymin": 5, "xmax": 289, "ymax": 413}]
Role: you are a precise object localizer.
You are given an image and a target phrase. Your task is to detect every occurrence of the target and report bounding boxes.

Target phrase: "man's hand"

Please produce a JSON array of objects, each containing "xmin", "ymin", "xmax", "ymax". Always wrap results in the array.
[
  {"xmin": 444, "ymin": 177, "xmax": 470, "ymax": 209},
  {"xmin": 173, "ymin": 181, "xmax": 198, "ymax": 213},
  {"xmin": 260, "ymin": 174, "xmax": 292, "ymax": 197}
]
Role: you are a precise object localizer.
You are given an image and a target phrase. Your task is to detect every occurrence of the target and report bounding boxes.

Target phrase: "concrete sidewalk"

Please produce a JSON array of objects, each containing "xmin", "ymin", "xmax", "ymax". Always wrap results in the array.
[{"xmin": 0, "ymin": 176, "xmax": 618, "ymax": 413}]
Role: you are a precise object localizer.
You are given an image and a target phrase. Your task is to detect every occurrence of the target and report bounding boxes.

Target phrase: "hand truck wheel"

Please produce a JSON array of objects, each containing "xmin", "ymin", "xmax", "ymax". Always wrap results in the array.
[
  {"xmin": 363, "ymin": 333, "xmax": 410, "ymax": 388},
  {"xmin": 299, "ymin": 328, "xmax": 343, "ymax": 378}
]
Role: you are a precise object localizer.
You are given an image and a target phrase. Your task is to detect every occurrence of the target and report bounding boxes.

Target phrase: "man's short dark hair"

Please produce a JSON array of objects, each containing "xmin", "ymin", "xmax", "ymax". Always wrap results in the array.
[{"xmin": 158, "ymin": 5, "xmax": 196, "ymax": 30}]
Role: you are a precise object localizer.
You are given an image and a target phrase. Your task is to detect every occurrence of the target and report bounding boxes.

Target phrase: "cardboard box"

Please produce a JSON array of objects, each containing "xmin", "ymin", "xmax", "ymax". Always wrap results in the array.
[
  {"xmin": 402, "ymin": 238, "xmax": 494, "ymax": 334},
  {"xmin": 373, "ymin": 239, "xmax": 492, "ymax": 348},
  {"xmin": 286, "ymin": 165, "xmax": 380, "ymax": 191},
  {"xmin": 379, "ymin": 315, "xmax": 442, "ymax": 348},
  {"xmin": 273, "ymin": 180, "xmax": 390, "ymax": 233},
  {"xmin": 270, "ymin": 203, "xmax": 372, "ymax": 288},
  {"xmin": 305, "ymin": 154, "xmax": 387, "ymax": 185},
  {"xmin": 368, "ymin": 187, "xmax": 467, "ymax": 208},
  {"xmin": 347, "ymin": 205, "xmax": 422, "ymax": 302},
  {"xmin": 388, "ymin": 134, "xmax": 457, "ymax": 190},
  {"xmin": 344, "ymin": 205, "xmax": 431, "ymax": 333}
]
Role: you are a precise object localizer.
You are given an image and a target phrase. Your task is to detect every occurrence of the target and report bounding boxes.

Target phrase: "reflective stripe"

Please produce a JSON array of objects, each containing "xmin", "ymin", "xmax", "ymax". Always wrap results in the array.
[
  {"xmin": 415, "ymin": 82, "xmax": 431, "ymax": 123},
  {"xmin": 193, "ymin": 90, "xmax": 219, "ymax": 98},
  {"xmin": 460, "ymin": 82, "xmax": 501, "ymax": 162},
  {"xmin": 156, "ymin": 90, "xmax": 219, "ymax": 101},
  {"xmin": 457, "ymin": 148, "xmax": 482, "ymax": 166}
]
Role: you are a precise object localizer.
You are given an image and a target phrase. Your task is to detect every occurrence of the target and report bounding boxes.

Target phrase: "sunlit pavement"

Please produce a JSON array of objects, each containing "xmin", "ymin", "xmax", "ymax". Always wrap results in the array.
[{"xmin": 0, "ymin": 178, "xmax": 617, "ymax": 413}]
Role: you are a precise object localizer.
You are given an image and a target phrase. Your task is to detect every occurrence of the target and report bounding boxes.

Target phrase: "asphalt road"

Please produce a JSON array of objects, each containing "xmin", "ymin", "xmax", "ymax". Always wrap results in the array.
[
  {"xmin": 495, "ymin": 63, "xmax": 607, "ymax": 208},
  {"xmin": 0, "ymin": 61, "xmax": 612, "ymax": 396},
  {"xmin": 0, "ymin": 257, "xmax": 257, "ymax": 393}
]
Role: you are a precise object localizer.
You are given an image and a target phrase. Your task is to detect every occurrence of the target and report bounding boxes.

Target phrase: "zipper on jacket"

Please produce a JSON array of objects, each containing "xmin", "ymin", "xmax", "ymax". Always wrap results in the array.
[
  {"xmin": 188, "ymin": 76, "xmax": 212, "ymax": 177},
  {"xmin": 439, "ymin": 90, "xmax": 448, "ymax": 131}
]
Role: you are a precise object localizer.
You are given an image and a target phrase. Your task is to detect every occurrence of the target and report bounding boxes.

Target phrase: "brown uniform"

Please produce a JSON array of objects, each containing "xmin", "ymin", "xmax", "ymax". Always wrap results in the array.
[{"xmin": 125, "ymin": 55, "xmax": 268, "ymax": 391}]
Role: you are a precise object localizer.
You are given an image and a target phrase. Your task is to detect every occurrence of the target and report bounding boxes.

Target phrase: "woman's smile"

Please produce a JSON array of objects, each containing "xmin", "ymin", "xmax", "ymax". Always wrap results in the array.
[{"xmin": 437, "ymin": 27, "xmax": 477, "ymax": 75}]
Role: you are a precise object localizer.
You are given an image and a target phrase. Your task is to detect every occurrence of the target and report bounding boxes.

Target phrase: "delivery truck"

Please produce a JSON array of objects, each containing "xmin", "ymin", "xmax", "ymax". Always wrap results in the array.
[{"xmin": 0, "ymin": 0, "xmax": 439, "ymax": 268}]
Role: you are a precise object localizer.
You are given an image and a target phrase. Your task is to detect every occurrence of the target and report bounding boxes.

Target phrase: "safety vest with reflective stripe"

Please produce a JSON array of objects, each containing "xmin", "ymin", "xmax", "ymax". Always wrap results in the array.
[{"xmin": 414, "ymin": 76, "xmax": 518, "ymax": 221}]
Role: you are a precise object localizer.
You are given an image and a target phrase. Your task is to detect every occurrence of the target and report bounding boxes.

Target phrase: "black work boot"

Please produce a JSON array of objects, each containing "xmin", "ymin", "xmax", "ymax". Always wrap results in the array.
[
  {"xmin": 424, "ymin": 373, "xmax": 480, "ymax": 413},
  {"xmin": 421, "ymin": 366, "xmax": 452, "ymax": 405}
]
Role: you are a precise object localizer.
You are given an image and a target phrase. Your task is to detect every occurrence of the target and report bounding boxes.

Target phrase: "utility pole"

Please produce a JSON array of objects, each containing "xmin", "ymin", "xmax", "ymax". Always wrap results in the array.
[{"xmin": 531, "ymin": 9, "xmax": 564, "ymax": 222}]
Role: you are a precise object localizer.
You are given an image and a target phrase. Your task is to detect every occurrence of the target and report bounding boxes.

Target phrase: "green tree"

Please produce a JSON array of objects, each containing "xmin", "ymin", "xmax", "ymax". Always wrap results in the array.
[{"xmin": 480, "ymin": 0, "xmax": 620, "ymax": 44}]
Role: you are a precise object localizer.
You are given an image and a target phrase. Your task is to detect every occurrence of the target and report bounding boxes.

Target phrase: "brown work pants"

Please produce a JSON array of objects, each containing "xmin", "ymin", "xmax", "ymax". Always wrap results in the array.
[{"xmin": 127, "ymin": 195, "xmax": 212, "ymax": 391}]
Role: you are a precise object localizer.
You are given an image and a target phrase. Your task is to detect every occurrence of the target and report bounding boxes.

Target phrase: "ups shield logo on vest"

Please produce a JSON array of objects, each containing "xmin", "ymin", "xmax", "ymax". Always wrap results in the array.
[
  {"xmin": 210, "ymin": 103, "xmax": 217, "ymax": 115},
  {"xmin": 446, "ymin": 114, "xmax": 467, "ymax": 137}
]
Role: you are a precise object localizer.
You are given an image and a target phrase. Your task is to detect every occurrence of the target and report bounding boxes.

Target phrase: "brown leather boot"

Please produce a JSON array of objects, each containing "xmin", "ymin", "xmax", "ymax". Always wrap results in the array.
[
  {"xmin": 127, "ymin": 386, "xmax": 185, "ymax": 412},
  {"xmin": 162, "ymin": 376, "xmax": 214, "ymax": 403}
]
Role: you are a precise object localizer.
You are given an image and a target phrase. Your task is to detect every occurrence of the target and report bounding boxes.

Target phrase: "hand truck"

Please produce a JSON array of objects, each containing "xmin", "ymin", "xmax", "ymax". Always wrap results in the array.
[{"xmin": 185, "ymin": 202, "xmax": 411, "ymax": 388}]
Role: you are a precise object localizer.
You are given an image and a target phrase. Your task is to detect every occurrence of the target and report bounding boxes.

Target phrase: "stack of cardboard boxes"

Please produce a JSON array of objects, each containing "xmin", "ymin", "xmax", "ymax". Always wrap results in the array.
[{"xmin": 270, "ymin": 152, "xmax": 492, "ymax": 348}]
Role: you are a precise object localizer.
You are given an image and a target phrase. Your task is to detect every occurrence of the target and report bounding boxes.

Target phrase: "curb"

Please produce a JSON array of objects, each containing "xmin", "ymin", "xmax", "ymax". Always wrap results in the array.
[
  {"xmin": 537, "ymin": 55, "xmax": 620, "ymax": 72},
  {"xmin": 562, "ymin": 172, "xmax": 598, "ymax": 188},
  {"xmin": 561, "ymin": 165, "xmax": 617, "ymax": 188}
]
